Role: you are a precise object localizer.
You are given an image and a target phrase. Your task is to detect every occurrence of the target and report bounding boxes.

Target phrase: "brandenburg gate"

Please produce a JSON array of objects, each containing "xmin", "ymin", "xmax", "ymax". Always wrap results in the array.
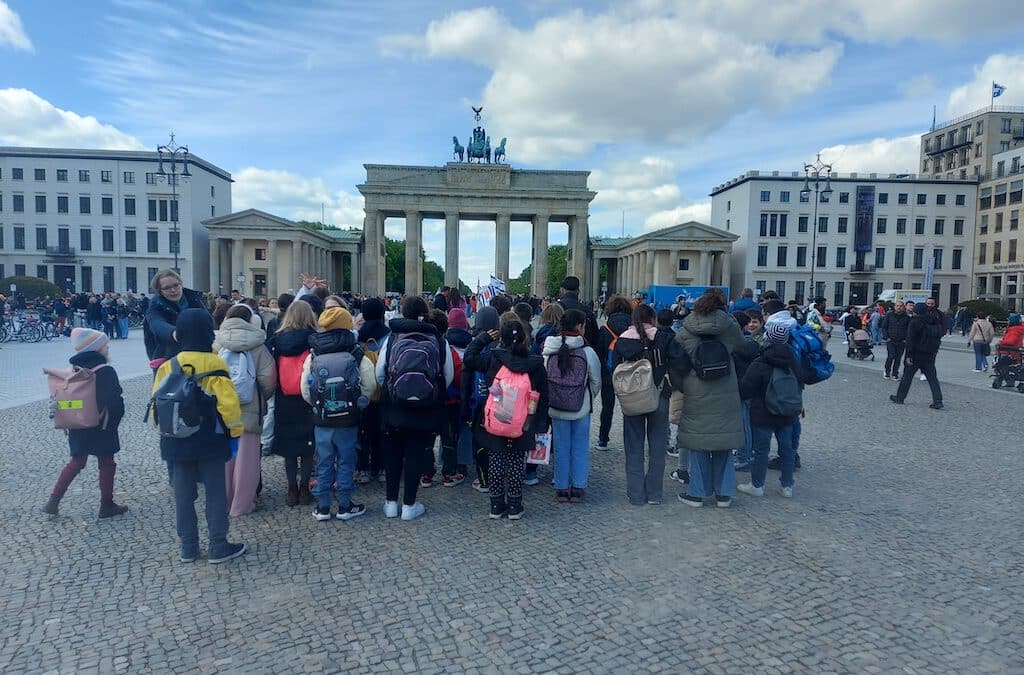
[{"xmin": 357, "ymin": 162, "xmax": 596, "ymax": 297}]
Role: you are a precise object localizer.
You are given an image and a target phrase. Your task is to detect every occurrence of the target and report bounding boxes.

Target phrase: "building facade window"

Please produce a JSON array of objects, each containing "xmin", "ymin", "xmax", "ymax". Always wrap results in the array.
[
  {"xmin": 760, "ymin": 190, "xmax": 770, "ymax": 202},
  {"xmin": 876, "ymin": 217, "xmax": 886, "ymax": 234},
  {"xmin": 101, "ymin": 171, "xmax": 112, "ymax": 183},
  {"xmin": 936, "ymin": 194, "xmax": 946, "ymax": 205},
  {"xmin": 124, "ymin": 197, "xmax": 136, "ymax": 216},
  {"xmin": 933, "ymin": 248, "xmax": 943, "ymax": 269},
  {"xmin": 916, "ymin": 193, "xmax": 927, "ymax": 205},
  {"xmin": 776, "ymin": 245, "xmax": 788, "ymax": 267},
  {"xmin": 954, "ymin": 219, "xmax": 964, "ymax": 235},
  {"xmin": 796, "ymin": 246, "xmax": 807, "ymax": 267},
  {"xmin": 147, "ymin": 231, "xmax": 159, "ymax": 253},
  {"xmin": 799, "ymin": 192, "xmax": 809, "ymax": 203},
  {"xmin": 1010, "ymin": 239, "xmax": 1018, "ymax": 262},
  {"xmin": 35, "ymin": 227, "xmax": 47, "ymax": 250},
  {"xmin": 101, "ymin": 197, "xmax": 113, "ymax": 215},
  {"xmin": 839, "ymin": 192, "xmax": 850, "ymax": 203},
  {"xmin": 34, "ymin": 168, "xmax": 45, "ymax": 181},
  {"xmin": 12, "ymin": 194, "xmax": 24, "ymax": 212},
  {"xmin": 756, "ymin": 245, "xmax": 768, "ymax": 266},
  {"xmin": 56, "ymin": 169, "xmax": 68, "ymax": 182},
  {"xmin": 955, "ymin": 194, "xmax": 965, "ymax": 206},
  {"xmin": 102, "ymin": 229, "xmax": 114, "ymax": 252},
  {"xmin": 894, "ymin": 248, "xmax": 905, "ymax": 269},
  {"xmin": 12, "ymin": 168, "xmax": 23, "ymax": 180},
  {"xmin": 779, "ymin": 191, "xmax": 789, "ymax": 203},
  {"xmin": 835, "ymin": 247, "xmax": 846, "ymax": 268},
  {"xmin": 57, "ymin": 195, "xmax": 68, "ymax": 214},
  {"xmin": 125, "ymin": 229, "xmax": 136, "ymax": 252},
  {"xmin": 80, "ymin": 228, "xmax": 92, "ymax": 251},
  {"xmin": 875, "ymin": 247, "xmax": 885, "ymax": 269},
  {"xmin": 818, "ymin": 216, "xmax": 828, "ymax": 233},
  {"xmin": 816, "ymin": 246, "xmax": 827, "ymax": 267},
  {"xmin": 952, "ymin": 249, "xmax": 963, "ymax": 270},
  {"xmin": 898, "ymin": 193, "xmax": 908, "ymax": 205},
  {"xmin": 79, "ymin": 196, "xmax": 91, "ymax": 214},
  {"xmin": 993, "ymin": 241, "xmax": 1002, "ymax": 263},
  {"xmin": 13, "ymin": 226, "xmax": 25, "ymax": 249},
  {"xmin": 79, "ymin": 170, "xmax": 90, "ymax": 182},
  {"xmin": 912, "ymin": 248, "xmax": 924, "ymax": 269},
  {"xmin": 146, "ymin": 173, "xmax": 157, "ymax": 185},
  {"xmin": 878, "ymin": 192, "xmax": 888, "ymax": 204},
  {"xmin": 838, "ymin": 216, "xmax": 848, "ymax": 233},
  {"xmin": 126, "ymin": 267, "xmax": 137, "ymax": 293},
  {"xmin": 934, "ymin": 218, "xmax": 944, "ymax": 235},
  {"xmin": 798, "ymin": 216, "xmax": 808, "ymax": 233},
  {"xmin": 123, "ymin": 171, "xmax": 135, "ymax": 184},
  {"xmin": 915, "ymin": 218, "xmax": 925, "ymax": 235},
  {"xmin": 34, "ymin": 195, "xmax": 46, "ymax": 213}
]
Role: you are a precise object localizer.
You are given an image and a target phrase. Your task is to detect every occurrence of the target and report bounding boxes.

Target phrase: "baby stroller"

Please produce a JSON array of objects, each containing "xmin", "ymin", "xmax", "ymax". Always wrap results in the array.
[
  {"xmin": 991, "ymin": 346, "xmax": 1024, "ymax": 392},
  {"xmin": 847, "ymin": 328, "xmax": 874, "ymax": 360}
]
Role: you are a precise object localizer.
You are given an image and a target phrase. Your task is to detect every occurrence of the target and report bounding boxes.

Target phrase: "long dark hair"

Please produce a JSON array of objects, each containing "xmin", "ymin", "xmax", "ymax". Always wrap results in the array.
[
  {"xmin": 556, "ymin": 309, "xmax": 586, "ymax": 373},
  {"xmin": 632, "ymin": 304, "xmax": 655, "ymax": 343},
  {"xmin": 400, "ymin": 295, "xmax": 429, "ymax": 321},
  {"xmin": 500, "ymin": 318, "xmax": 529, "ymax": 356}
]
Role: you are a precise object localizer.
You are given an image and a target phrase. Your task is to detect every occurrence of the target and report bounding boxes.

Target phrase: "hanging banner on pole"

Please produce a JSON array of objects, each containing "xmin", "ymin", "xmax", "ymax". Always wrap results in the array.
[{"xmin": 923, "ymin": 255, "xmax": 935, "ymax": 293}]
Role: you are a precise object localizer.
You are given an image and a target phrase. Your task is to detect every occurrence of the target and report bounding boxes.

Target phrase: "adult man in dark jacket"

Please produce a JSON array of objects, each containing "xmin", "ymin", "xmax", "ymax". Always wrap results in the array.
[
  {"xmin": 594, "ymin": 295, "xmax": 632, "ymax": 450},
  {"xmin": 890, "ymin": 303, "xmax": 943, "ymax": 409},
  {"xmin": 880, "ymin": 301, "xmax": 910, "ymax": 380},
  {"xmin": 556, "ymin": 276, "xmax": 599, "ymax": 348}
]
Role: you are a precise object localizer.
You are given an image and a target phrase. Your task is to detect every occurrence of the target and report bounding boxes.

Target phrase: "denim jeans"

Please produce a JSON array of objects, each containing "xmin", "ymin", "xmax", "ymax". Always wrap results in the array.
[
  {"xmin": 734, "ymin": 400, "xmax": 752, "ymax": 464},
  {"xmin": 314, "ymin": 425, "xmax": 359, "ymax": 508},
  {"xmin": 552, "ymin": 415, "xmax": 591, "ymax": 490},
  {"xmin": 686, "ymin": 450, "xmax": 735, "ymax": 498},
  {"xmin": 751, "ymin": 423, "xmax": 795, "ymax": 489},
  {"xmin": 172, "ymin": 459, "xmax": 230, "ymax": 557},
  {"xmin": 972, "ymin": 342, "xmax": 989, "ymax": 370}
]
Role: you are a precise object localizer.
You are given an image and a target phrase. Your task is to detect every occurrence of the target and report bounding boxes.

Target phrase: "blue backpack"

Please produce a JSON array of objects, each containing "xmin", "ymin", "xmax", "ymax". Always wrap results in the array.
[
  {"xmin": 790, "ymin": 324, "xmax": 834, "ymax": 385},
  {"xmin": 469, "ymin": 343, "xmax": 494, "ymax": 412}
]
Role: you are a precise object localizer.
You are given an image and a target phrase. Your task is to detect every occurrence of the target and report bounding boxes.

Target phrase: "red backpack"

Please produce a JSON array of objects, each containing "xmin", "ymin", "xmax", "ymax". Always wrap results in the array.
[
  {"xmin": 277, "ymin": 350, "xmax": 310, "ymax": 396},
  {"xmin": 44, "ymin": 364, "xmax": 110, "ymax": 430},
  {"xmin": 445, "ymin": 347, "xmax": 463, "ymax": 406}
]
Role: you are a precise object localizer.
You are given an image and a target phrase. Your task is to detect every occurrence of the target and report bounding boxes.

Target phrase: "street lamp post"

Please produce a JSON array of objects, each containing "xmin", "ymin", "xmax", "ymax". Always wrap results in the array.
[
  {"xmin": 800, "ymin": 154, "xmax": 833, "ymax": 304},
  {"xmin": 235, "ymin": 273, "xmax": 246, "ymax": 297},
  {"xmin": 157, "ymin": 133, "xmax": 191, "ymax": 274}
]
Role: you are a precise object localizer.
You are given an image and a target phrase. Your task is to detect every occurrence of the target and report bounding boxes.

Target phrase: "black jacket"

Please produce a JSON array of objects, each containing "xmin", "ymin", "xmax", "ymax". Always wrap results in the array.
[
  {"xmin": 596, "ymin": 311, "xmax": 632, "ymax": 372},
  {"xmin": 557, "ymin": 293, "xmax": 599, "ymax": 348},
  {"xmin": 739, "ymin": 342, "xmax": 801, "ymax": 428},
  {"xmin": 67, "ymin": 351, "xmax": 124, "ymax": 456},
  {"xmin": 464, "ymin": 335, "xmax": 549, "ymax": 453},
  {"xmin": 144, "ymin": 287, "xmax": 206, "ymax": 360},
  {"xmin": 309, "ymin": 327, "xmax": 361, "ymax": 357},
  {"xmin": 269, "ymin": 327, "xmax": 316, "ymax": 457},
  {"xmin": 612, "ymin": 324, "xmax": 681, "ymax": 393},
  {"xmin": 906, "ymin": 312, "xmax": 942, "ymax": 362},
  {"xmin": 881, "ymin": 312, "xmax": 910, "ymax": 342}
]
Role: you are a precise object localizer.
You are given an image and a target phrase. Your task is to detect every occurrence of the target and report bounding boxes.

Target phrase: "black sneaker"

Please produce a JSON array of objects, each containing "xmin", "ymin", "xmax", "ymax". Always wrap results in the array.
[
  {"xmin": 507, "ymin": 502, "xmax": 524, "ymax": 520},
  {"xmin": 336, "ymin": 503, "xmax": 366, "ymax": 521},
  {"xmin": 312, "ymin": 505, "xmax": 332, "ymax": 522},
  {"xmin": 678, "ymin": 493, "xmax": 703, "ymax": 508},
  {"xmin": 929, "ymin": 401, "xmax": 943, "ymax": 410},
  {"xmin": 715, "ymin": 496, "xmax": 732, "ymax": 508},
  {"xmin": 208, "ymin": 542, "xmax": 246, "ymax": 564},
  {"xmin": 889, "ymin": 394, "xmax": 904, "ymax": 404},
  {"xmin": 670, "ymin": 469, "xmax": 689, "ymax": 484},
  {"xmin": 489, "ymin": 501, "xmax": 507, "ymax": 519}
]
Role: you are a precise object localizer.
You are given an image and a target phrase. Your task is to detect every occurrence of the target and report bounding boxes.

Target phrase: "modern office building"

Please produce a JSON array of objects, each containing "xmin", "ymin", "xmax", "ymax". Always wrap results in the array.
[
  {"xmin": 919, "ymin": 106, "xmax": 1024, "ymax": 180},
  {"xmin": 974, "ymin": 145, "xmax": 1024, "ymax": 309},
  {"xmin": 0, "ymin": 147, "xmax": 232, "ymax": 293},
  {"xmin": 709, "ymin": 170, "xmax": 978, "ymax": 308}
]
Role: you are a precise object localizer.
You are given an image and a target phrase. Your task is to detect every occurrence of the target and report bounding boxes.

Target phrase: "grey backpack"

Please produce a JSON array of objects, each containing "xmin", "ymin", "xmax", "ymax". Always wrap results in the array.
[
  {"xmin": 764, "ymin": 366, "xmax": 802, "ymax": 417},
  {"xmin": 309, "ymin": 350, "xmax": 362, "ymax": 427}
]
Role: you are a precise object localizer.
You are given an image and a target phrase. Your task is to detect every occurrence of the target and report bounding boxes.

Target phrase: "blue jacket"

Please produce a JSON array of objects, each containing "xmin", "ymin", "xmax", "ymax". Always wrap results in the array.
[{"xmin": 144, "ymin": 287, "xmax": 205, "ymax": 361}]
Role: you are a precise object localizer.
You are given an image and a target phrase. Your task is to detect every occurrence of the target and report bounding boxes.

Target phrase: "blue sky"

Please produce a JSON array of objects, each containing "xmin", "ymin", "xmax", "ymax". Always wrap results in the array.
[{"xmin": 3, "ymin": 0, "xmax": 1024, "ymax": 286}]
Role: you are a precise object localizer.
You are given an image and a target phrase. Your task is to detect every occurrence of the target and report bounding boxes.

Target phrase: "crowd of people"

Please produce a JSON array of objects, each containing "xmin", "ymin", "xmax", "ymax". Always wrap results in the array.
[{"xmin": 43, "ymin": 268, "xmax": 980, "ymax": 565}]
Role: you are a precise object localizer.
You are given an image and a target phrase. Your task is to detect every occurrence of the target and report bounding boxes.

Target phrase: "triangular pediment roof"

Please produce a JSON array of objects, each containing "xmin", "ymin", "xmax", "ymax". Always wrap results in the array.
[
  {"xmin": 203, "ymin": 209, "xmax": 362, "ymax": 243},
  {"xmin": 591, "ymin": 220, "xmax": 737, "ymax": 249}
]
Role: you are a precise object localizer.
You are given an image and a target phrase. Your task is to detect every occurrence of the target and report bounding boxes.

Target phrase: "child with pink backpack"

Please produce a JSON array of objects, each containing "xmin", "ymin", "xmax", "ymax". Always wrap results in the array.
[
  {"xmin": 463, "ymin": 318, "xmax": 549, "ymax": 520},
  {"xmin": 43, "ymin": 328, "xmax": 128, "ymax": 518}
]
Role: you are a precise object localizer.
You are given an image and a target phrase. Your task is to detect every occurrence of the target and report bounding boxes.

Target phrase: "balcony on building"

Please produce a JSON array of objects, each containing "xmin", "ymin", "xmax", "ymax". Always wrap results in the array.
[
  {"xmin": 45, "ymin": 246, "xmax": 76, "ymax": 258},
  {"xmin": 849, "ymin": 263, "xmax": 876, "ymax": 275},
  {"xmin": 925, "ymin": 134, "xmax": 973, "ymax": 156}
]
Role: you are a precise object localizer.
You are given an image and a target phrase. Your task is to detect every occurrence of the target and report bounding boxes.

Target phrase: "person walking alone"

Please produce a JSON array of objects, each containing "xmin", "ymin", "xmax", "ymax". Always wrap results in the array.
[
  {"xmin": 966, "ymin": 313, "xmax": 994, "ymax": 372},
  {"xmin": 880, "ymin": 301, "xmax": 910, "ymax": 380}
]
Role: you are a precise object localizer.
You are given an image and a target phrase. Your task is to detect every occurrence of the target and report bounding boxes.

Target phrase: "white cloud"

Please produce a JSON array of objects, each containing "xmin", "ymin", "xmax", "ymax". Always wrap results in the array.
[
  {"xmin": 0, "ymin": 88, "xmax": 144, "ymax": 149},
  {"xmin": 389, "ymin": 6, "xmax": 841, "ymax": 163},
  {"xmin": 232, "ymin": 167, "xmax": 365, "ymax": 227},
  {"xmin": 0, "ymin": 1, "xmax": 32, "ymax": 51},
  {"xmin": 947, "ymin": 52, "xmax": 1024, "ymax": 117},
  {"xmin": 817, "ymin": 134, "xmax": 921, "ymax": 175},
  {"xmin": 591, "ymin": 156, "xmax": 681, "ymax": 212},
  {"xmin": 643, "ymin": 201, "xmax": 712, "ymax": 232}
]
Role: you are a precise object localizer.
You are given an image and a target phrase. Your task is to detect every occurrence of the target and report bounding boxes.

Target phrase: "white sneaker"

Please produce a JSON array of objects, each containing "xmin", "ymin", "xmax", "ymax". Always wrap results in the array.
[
  {"xmin": 779, "ymin": 486, "xmax": 794, "ymax": 498},
  {"xmin": 973, "ymin": 369, "xmax": 982, "ymax": 373},
  {"xmin": 919, "ymin": 374, "xmax": 927, "ymax": 381},
  {"xmin": 882, "ymin": 373, "xmax": 890, "ymax": 379},
  {"xmin": 401, "ymin": 502, "xmax": 425, "ymax": 520},
  {"xmin": 383, "ymin": 500, "xmax": 399, "ymax": 518},
  {"xmin": 737, "ymin": 483, "xmax": 764, "ymax": 497}
]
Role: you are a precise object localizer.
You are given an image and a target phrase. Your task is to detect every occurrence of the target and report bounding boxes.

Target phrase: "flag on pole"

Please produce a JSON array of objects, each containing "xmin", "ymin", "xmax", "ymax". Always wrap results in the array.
[
  {"xmin": 993, "ymin": 82, "xmax": 1007, "ymax": 98},
  {"xmin": 489, "ymin": 275, "xmax": 506, "ymax": 294}
]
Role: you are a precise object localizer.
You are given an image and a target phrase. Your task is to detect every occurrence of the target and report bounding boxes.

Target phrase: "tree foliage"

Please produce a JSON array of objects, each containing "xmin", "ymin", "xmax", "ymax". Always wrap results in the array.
[
  {"xmin": 508, "ymin": 245, "xmax": 567, "ymax": 297},
  {"xmin": 1, "ymin": 276, "xmax": 62, "ymax": 299},
  {"xmin": 382, "ymin": 237, "xmax": 470, "ymax": 294},
  {"xmin": 295, "ymin": 220, "xmax": 342, "ymax": 232},
  {"xmin": 958, "ymin": 298, "xmax": 1009, "ymax": 322}
]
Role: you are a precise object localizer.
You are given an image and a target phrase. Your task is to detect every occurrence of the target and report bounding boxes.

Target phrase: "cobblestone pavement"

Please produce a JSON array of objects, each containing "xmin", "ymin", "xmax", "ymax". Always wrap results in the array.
[{"xmin": 0, "ymin": 362, "xmax": 1022, "ymax": 673}]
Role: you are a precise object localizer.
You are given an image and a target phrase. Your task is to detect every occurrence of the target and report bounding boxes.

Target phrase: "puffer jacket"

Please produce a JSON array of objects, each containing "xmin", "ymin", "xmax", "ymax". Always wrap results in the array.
[
  {"xmin": 542, "ymin": 334, "xmax": 601, "ymax": 420},
  {"xmin": 674, "ymin": 309, "xmax": 758, "ymax": 451},
  {"xmin": 739, "ymin": 341, "xmax": 801, "ymax": 428},
  {"xmin": 214, "ymin": 316, "xmax": 277, "ymax": 434},
  {"xmin": 881, "ymin": 311, "xmax": 910, "ymax": 342},
  {"xmin": 143, "ymin": 287, "xmax": 205, "ymax": 361},
  {"xmin": 1000, "ymin": 324, "xmax": 1024, "ymax": 348}
]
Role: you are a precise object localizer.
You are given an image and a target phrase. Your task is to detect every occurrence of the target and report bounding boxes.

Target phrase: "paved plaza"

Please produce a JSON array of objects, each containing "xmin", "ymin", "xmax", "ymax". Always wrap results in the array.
[{"xmin": 0, "ymin": 340, "xmax": 1022, "ymax": 674}]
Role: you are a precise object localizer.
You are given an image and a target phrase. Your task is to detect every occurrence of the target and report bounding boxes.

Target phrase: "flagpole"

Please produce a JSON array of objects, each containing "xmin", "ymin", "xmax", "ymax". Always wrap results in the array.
[{"xmin": 991, "ymin": 80, "xmax": 994, "ymax": 109}]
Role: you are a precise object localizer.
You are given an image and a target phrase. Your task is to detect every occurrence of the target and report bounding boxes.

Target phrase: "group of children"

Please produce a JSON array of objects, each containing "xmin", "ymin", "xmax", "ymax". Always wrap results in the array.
[{"xmin": 42, "ymin": 273, "xmax": 810, "ymax": 564}]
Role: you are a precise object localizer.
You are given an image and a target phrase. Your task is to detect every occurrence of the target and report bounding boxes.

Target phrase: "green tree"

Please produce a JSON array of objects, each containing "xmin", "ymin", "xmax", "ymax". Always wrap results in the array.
[
  {"xmin": 381, "ymin": 237, "xmax": 470, "ymax": 294},
  {"xmin": 1, "ymin": 276, "xmax": 62, "ymax": 299},
  {"xmin": 509, "ymin": 245, "xmax": 567, "ymax": 297},
  {"xmin": 295, "ymin": 219, "xmax": 341, "ymax": 231}
]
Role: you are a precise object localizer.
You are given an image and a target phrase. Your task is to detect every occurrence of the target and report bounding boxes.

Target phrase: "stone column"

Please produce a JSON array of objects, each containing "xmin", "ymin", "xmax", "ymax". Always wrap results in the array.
[
  {"xmin": 638, "ymin": 251, "xmax": 648, "ymax": 292},
  {"xmin": 232, "ymin": 238, "xmax": 245, "ymax": 294},
  {"xmin": 568, "ymin": 213, "xmax": 590, "ymax": 296},
  {"xmin": 363, "ymin": 210, "xmax": 380, "ymax": 297},
  {"xmin": 405, "ymin": 210, "xmax": 423, "ymax": 296},
  {"xmin": 445, "ymin": 211, "xmax": 460, "ymax": 289},
  {"xmin": 650, "ymin": 250, "xmax": 663, "ymax": 286},
  {"xmin": 721, "ymin": 250, "xmax": 732, "ymax": 292},
  {"xmin": 290, "ymin": 240, "xmax": 301, "ymax": 292},
  {"xmin": 209, "ymin": 238, "xmax": 220, "ymax": 294},
  {"xmin": 699, "ymin": 250, "xmax": 710, "ymax": 285},
  {"xmin": 531, "ymin": 213, "xmax": 549, "ymax": 297},
  {"xmin": 267, "ymin": 239, "xmax": 278, "ymax": 297},
  {"xmin": 591, "ymin": 256, "xmax": 602, "ymax": 299},
  {"xmin": 495, "ymin": 212, "xmax": 511, "ymax": 284}
]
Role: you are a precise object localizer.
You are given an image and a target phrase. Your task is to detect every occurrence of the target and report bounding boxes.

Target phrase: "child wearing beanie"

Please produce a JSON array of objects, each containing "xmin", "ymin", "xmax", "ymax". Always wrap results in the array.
[
  {"xmin": 44, "ymin": 328, "xmax": 128, "ymax": 518},
  {"xmin": 737, "ymin": 320, "xmax": 802, "ymax": 499}
]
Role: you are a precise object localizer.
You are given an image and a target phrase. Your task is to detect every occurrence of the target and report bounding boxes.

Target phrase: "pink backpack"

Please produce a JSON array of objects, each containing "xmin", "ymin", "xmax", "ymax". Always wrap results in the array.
[
  {"xmin": 483, "ymin": 365, "xmax": 535, "ymax": 439},
  {"xmin": 44, "ymin": 364, "xmax": 109, "ymax": 430}
]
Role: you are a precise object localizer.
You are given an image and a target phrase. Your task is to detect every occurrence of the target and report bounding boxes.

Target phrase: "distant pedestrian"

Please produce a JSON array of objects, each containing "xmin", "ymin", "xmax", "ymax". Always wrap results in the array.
[
  {"xmin": 891, "ymin": 304, "xmax": 944, "ymax": 409},
  {"xmin": 43, "ymin": 328, "xmax": 128, "ymax": 518},
  {"xmin": 966, "ymin": 313, "xmax": 994, "ymax": 372}
]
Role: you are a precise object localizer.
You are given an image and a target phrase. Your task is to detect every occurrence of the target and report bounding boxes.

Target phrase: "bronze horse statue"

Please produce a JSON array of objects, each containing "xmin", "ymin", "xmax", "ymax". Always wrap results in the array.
[
  {"xmin": 493, "ymin": 137, "xmax": 507, "ymax": 163},
  {"xmin": 452, "ymin": 136, "xmax": 464, "ymax": 162}
]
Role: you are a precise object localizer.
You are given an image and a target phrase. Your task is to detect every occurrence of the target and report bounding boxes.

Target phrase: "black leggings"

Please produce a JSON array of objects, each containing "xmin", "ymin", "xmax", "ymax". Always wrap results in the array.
[
  {"xmin": 285, "ymin": 454, "xmax": 313, "ymax": 485},
  {"xmin": 384, "ymin": 429, "xmax": 433, "ymax": 506},
  {"xmin": 598, "ymin": 369, "xmax": 615, "ymax": 444},
  {"xmin": 489, "ymin": 448, "xmax": 526, "ymax": 503}
]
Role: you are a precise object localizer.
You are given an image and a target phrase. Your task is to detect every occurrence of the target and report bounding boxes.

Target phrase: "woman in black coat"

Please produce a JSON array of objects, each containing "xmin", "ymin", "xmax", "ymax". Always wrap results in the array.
[{"xmin": 44, "ymin": 329, "xmax": 127, "ymax": 518}]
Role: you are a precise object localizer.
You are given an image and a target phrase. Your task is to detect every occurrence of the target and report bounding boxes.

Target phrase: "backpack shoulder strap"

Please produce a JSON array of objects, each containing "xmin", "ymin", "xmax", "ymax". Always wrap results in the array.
[{"xmin": 603, "ymin": 323, "xmax": 618, "ymax": 339}]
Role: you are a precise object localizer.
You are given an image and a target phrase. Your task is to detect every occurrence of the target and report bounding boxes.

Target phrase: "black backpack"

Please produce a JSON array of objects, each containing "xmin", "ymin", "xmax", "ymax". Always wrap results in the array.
[
  {"xmin": 148, "ymin": 358, "xmax": 228, "ymax": 438},
  {"xmin": 692, "ymin": 336, "xmax": 731, "ymax": 380},
  {"xmin": 764, "ymin": 366, "xmax": 803, "ymax": 417},
  {"xmin": 919, "ymin": 321, "xmax": 943, "ymax": 353}
]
